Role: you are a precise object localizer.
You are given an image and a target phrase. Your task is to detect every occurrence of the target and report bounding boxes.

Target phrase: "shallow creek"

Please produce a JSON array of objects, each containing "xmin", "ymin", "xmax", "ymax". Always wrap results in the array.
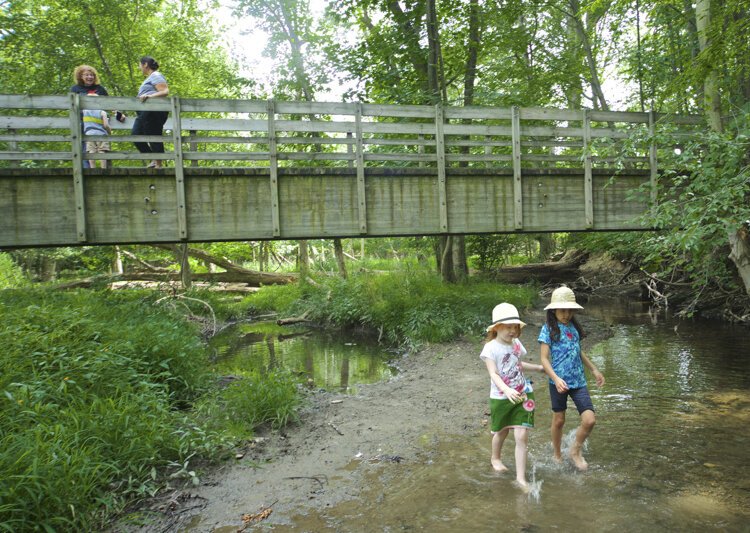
[{"xmin": 210, "ymin": 299, "xmax": 750, "ymax": 531}]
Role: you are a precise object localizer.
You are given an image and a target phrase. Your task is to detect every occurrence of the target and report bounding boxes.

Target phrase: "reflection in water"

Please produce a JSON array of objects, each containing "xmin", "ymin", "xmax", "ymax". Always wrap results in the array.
[
  {"xmin": 209, "ymin": 321, "xmax": 395, "ymax": 393},
  {"xmin": 271, "ymin": 298, "xmax": 750, "ymax": 531}
]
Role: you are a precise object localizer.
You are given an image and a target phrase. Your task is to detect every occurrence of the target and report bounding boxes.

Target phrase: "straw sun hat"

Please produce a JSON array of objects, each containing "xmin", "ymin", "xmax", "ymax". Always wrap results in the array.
[
  {"xmin": 486, "ymin": 303, "xmax": 526, "ymax": 332},
  {"xmin": 544, "ymin": 286, "xmax": 584, "ymax": 310}
]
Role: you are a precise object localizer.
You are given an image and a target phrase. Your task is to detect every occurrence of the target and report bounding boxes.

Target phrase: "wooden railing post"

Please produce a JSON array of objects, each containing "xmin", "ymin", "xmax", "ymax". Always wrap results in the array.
[
  {"xmin": 435, "ymin": 104, "xmax": 448, "ymax": 233},
  {"xmin": 68, "ymin": 92, "xmax": 87, "ymax": 242},
  {"xmin": 649, "ymin": 110, "xmax": 658, "ymax": 204},
  {"xmin": 511, "ymin": 106, "xmax": 523, "ymax": 230},
  {"xmin": 267, "ymin": 98, "xmax": 281, "ymax": 237},
  {"xmin": 355, "ymin": 103, "xmax": 367, "ymax": 234},
  {"xmin": 582, "ymin": 109, "xmax": 594, "ymax": 228},
  {"xmin": 170, "ymin": 96, "xmax": 188, "ymax": 240}
]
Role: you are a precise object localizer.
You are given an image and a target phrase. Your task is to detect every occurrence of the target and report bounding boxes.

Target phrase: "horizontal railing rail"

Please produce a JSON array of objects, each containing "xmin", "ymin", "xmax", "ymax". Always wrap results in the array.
[{"xmin": 0, "ymin": 94, "xmax": 703, "ymax": 171}]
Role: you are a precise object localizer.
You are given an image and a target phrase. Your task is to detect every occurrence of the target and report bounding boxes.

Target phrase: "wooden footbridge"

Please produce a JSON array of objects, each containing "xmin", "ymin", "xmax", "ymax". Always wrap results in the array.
[{"xmin": 0, "ymin": 94, "xmax": 702, "ymax": 249}]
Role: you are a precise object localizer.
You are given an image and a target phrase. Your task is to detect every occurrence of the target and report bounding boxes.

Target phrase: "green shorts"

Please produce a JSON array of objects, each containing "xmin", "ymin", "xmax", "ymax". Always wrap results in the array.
[{"xmin": 489, "ymin": 392, "xmax": 535, "ymax": 432}]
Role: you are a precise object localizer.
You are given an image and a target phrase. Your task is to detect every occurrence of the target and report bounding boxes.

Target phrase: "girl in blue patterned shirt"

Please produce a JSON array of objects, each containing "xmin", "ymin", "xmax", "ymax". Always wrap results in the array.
[{"xmin": 538, "ymin": 286, "xmax": 604, "ymax": 471}]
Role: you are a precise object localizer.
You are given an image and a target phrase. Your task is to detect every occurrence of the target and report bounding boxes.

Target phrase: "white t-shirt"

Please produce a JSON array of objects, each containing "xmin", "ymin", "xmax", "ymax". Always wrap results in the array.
[{"xmin": 479, "ymin": 338, "xmax": 532, "ymax": 400}]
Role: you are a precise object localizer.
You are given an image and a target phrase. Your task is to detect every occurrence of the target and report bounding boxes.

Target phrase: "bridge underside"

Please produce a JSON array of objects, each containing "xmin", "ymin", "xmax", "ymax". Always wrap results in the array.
[{"xmin": 1, "ymin": 167, "xmax": 652, "ymax": 249}]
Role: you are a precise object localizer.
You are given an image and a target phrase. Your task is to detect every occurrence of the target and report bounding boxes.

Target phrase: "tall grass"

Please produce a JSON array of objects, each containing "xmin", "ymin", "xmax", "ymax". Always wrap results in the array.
[
  {"xmin": 245, "ymin": 270, "xmax": 537, "ymax": 348},
  {"xmin": 0, "ymin": 289, "xmax": 303, "ymax": 530}
]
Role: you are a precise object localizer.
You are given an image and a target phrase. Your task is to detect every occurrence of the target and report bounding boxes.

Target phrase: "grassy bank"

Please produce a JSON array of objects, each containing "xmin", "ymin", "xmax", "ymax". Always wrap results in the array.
[
  {"xmin": 242, "ymin": 270, "xmax": 538, "ymax": 349},
  {"xmin": 0, "ymin": 289, "xmax": 301, "ymax": 531}
]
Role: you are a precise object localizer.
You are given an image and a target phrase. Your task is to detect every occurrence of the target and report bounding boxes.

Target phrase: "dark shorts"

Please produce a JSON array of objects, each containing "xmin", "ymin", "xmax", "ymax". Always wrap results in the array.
[{"xmin": 548, "ymin": 383, "xmax": 594, "ymax": 414}]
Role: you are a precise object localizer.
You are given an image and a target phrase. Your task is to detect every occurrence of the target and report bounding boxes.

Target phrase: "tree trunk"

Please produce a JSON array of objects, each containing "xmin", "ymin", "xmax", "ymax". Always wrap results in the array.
[
  {"xmin": 695, "ymin": 0, "xmax": 723, "ymax": 132},
  {"xmin": 452, "ymin": 235, "xmax": 468, "ymax": 282},
  {"xmin": 175, "ymin": 243, "xmax": 192, "ymax": 290},
  {"xmin": 333, "ymin": 238, "xmax": 348, "ymax": 279},
  {"xmin": 567, "ymin": 0, "xmax": 609, "ymax": 111},
  {"xmin": 150, "ymin": 244, "xmax": 295, "ymax": 286},
  {"xmin": 728, "ymin": 226, "xmax": 750, "ymax": 296},
  {"xmin": 40, "ymin": 255, "xmax": 56, "ymax": 282},
  {"xmin": 494, "ymin": 250, "xmax": 589, "ymax": 284},
  {"xmin": 113, "ymin": 246, "xmax": 124, "ymax": 275},
  {"xmin": 537, "ymin": 234, "xmax": 556, "ymax": 261},
  {"xmin": 440, "ymin": 235, "xmax": 456, "ymax": 283},
  {"xmin": 298, "ymin": 240, "xmax": 309, "ymax": 280}
]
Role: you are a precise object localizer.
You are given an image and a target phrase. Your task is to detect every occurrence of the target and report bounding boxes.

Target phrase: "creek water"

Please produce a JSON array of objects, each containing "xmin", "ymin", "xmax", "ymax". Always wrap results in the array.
[
  {"xmin": 209, "ymin": 321, "xmax": 396, "ymax": 394},
  {"xmin": 215, "ymin": 299, "xmax": 750, "ymax": 532}
]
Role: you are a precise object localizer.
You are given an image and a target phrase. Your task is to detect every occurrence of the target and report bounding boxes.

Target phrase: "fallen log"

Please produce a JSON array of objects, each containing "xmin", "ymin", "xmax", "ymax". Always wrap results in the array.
[
  {"xmin": 493, "ymin": 250, "xmax": 588, "ymax": 284},
  {"xmin": 53, "ymin": 270, "xmax": 295, "ymax": 290}
]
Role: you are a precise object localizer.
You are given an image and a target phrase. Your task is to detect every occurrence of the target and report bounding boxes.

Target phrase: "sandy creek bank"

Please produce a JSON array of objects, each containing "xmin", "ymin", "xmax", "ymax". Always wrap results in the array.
[{"xmin": 116, "ymin": 304, "xmax": 613, "ymax": 533}]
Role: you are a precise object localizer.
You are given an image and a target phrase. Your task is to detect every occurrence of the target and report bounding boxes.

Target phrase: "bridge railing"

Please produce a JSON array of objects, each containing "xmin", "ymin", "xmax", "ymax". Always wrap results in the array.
[
  {"xmin": 1, "ymin": 94, "xmax": 703, "ymax": 173},
  {"xmin": 0, "ymin": 94, "xmax": 708, "ymax": 247}
]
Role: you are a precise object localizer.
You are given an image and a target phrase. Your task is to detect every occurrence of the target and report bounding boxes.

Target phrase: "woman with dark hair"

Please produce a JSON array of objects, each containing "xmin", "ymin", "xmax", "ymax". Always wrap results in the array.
[{"xmin": 132, "ymin": 56, "xmax": 169, "ymax": 168}]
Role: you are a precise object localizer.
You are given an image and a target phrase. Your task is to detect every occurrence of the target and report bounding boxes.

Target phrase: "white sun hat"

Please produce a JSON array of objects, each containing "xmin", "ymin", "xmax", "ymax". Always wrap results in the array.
[
  {"xmin": 486, "ymin": 302, "xmax": 527, "ymax": 331},
  {"xmin": 544, "ymin": 286, "xmax": 584, "ymax": 310}
]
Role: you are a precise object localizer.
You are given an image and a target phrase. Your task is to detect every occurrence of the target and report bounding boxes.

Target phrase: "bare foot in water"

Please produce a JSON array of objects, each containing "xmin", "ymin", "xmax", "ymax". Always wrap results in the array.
[
  {"xmin": 569, "ymin": 446, "xmax": 588, "ymax": 471},
  {"xmin": 552, "ymin": 454, "xmax": 563, "ymax": 465},
  {"xmin": 491, "ymin": 458, "xmax": 509, "ymax": 473},
  {"xmin": 513, "ymin": 479, "xmax": 530, "ymax": 493}
]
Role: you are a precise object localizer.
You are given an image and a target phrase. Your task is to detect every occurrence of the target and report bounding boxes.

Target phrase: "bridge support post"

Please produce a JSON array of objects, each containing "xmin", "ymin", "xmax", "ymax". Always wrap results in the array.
[
  {"xmin": 511, "ymin": 106, "xmax": 523, "ymax": 229},
  {"xmin": 170, "ymin": 96, "xmax": 188, "ymax": 240},
  {"xmin": 68, "ymin": 92, "xmax": 87, "ymax": 242},
  {"xmin": 583, "ymin": 109, "xmax": 594, "ymax": 228},
  {"xmin": 267, "ymin": 99, "xmax": 281, "ymax": 237},
  {"xmin": 435, "ymin": 104, "xmax": 448, "ymax": 233},
  {"xmin": 355, "ymin": 103, "xmax": 367, "ymax": 234}
]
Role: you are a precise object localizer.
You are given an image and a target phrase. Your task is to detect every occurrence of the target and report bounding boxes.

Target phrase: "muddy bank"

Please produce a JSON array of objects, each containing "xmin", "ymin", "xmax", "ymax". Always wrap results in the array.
[{"xmin": 115, "ymin": 305, "xmax": 613, "ymax": 532}]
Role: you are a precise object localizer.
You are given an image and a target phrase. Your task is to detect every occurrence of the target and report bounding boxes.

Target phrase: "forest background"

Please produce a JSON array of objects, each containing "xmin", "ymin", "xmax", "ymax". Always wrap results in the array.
[
  {"xmin": 1, "ymin": 0, "xmax": 749, "ymax": 312},
  {"xmin": 0, "ymin": 1, "xmax": 749, "ymax": 529},
  {"xmin": 1, "ymin": 0, "xmax": 749, "ymax": 314}
]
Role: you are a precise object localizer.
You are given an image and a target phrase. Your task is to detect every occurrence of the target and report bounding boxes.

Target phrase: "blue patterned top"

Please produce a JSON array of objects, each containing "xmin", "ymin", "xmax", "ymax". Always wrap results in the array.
[{"xmin": 538, "ymin": 322, "xmax": 586, "ymax": 388}]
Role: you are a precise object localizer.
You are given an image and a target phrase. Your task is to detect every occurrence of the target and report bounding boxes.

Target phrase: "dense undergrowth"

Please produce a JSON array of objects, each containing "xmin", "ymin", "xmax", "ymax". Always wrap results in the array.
[
  {"xmin": 0, "ymin": 289, "xmax": 302, "ymax": 531},
  {"xmin": 241, "ymin": 270, "xmax": 538, "ymax": 349}
]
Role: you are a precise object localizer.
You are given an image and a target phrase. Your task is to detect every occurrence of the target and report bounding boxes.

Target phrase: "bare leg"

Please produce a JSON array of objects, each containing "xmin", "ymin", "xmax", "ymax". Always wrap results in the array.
[
  {"xmin": 491, "ymin": 428, "xmax": 510, "ymax": 472},
  {"xmin": 570, "ymin": 409, "xmax": 596, "ymax": 471},
  {"xmin": 513, "ymin": 427, "xmax": 529, "ymax": 490},
  {"xmin": 551, "ymin": 411, "xmax": 566, "ymax": 463}
]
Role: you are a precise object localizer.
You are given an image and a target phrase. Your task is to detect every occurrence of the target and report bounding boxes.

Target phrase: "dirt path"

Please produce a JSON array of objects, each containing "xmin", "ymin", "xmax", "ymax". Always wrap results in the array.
[{"xmin": 118, "ymin": 307, "xmax": 609, "ymax": 532}]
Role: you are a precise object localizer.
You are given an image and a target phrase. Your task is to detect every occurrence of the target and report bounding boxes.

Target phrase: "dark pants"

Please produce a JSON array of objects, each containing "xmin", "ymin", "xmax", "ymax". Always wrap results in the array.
[{"xmin": 132, "ymin": 111, "xmax": 169, "ymax": 153}]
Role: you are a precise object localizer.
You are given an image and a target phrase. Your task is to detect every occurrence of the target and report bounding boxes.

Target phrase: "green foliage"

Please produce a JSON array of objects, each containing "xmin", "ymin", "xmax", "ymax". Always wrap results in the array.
[
  {"xmin": 0, "ymin": 289, "xmax": 226, "ymax": 530},
  {"xmin": 574, "ymin": 111, "xmax": 750, "ymax": 312},
  {"xmin": 466, "ymin": 234, "xmax": 542, "ymax": 272},
  {"xmin": 245, "ymin": 270, "xmax": 537, "ymax": 348},
  {"xmin": 640, "ymin": 118, "xmax": 750, "ymax": 290},
  {"xmin": 244, "ymin": 282, "xmax": 304, "ymax": 315},
  {"xmin": 0, "ymin": 253, "xmax": 28, "ymax": 288},
  {"xmin": 195, "ymin": 372, "xmax": 303, "ymax": 438},
  {"xmin": 0, "ymin": 0, "xmax": 246, "ymax": 98}
]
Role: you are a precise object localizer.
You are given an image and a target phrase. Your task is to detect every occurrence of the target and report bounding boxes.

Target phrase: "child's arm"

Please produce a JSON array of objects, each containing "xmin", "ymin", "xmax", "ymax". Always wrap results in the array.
[
  {"xmin": 101, "ymin": 112, "xmax": 112, "ymax": 134},
  {"xmin": 540, "ymin": 343, "xmax": 569, "ymax": 393},
  {"xmin": 581, "ymin": 351, "xmax": 605, "ymax": 387},
  {"xmin": 483, "ymin": 358, "xmax": 524, "ymax": 404},
  {"xmin": 521, "ymin": 361, "xmax": 544, "ymax": 374}
]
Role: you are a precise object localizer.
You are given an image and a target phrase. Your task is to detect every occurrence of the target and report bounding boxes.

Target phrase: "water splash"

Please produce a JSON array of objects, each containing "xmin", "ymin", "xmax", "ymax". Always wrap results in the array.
[{"xmin": 527, "ymin": 464, "xmax": 544, "ymax": 503}]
